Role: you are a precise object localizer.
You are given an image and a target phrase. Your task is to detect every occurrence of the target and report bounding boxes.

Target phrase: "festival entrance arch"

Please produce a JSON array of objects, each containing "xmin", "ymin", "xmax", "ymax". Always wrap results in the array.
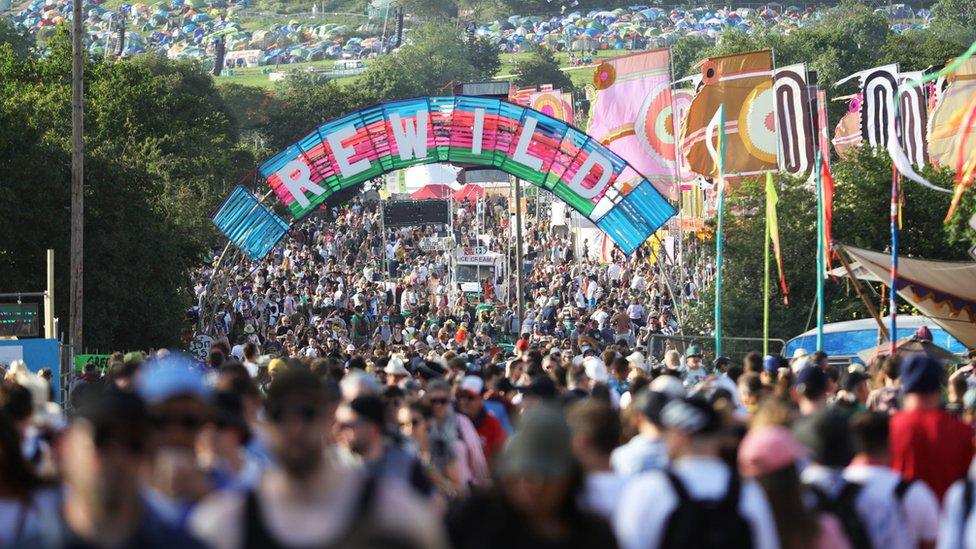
[{"xmin": 213, "ymin": 95, "xmax": 677, "ymax": 257}]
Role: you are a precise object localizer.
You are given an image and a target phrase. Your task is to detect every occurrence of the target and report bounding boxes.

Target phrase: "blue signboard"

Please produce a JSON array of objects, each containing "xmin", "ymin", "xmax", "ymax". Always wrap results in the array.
[{"xmin": 0, "ymin": 339, "xmax": 62, "ymax": 404}]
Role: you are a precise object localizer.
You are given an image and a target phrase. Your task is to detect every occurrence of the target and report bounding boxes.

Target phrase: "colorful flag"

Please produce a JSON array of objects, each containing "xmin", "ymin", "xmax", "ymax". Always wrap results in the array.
[
  {"xmin": 682, "ymin": 50, "xmax": 776, "ymax": 179},
  {"xmin": 927, "ymin": 58, "xmax": 976, "ymax": 169},
  {"xmin": 765, "ymin": 173, "xmax": 788, "ymax": 304},
  {"xmin": 832, "ymin": 97, "xmax": 863, "ymax": 158},
  {"xmin": 528, "ymin": 88, "xmax": 575, "ymax": 125},
  {"xmin": 820, "ymin": 154, "xmax": 835, "ymax": 269},
  {"xmin": 896, "ymin": 71, "xmax": 929, "ymax": 167},
  {"xmin": 588, "ymin": 49, "xmax": 678, "ymax": 196},
  {"xmin": 774, "ymin": 64, "xmax": 816, "ymax": 176}
]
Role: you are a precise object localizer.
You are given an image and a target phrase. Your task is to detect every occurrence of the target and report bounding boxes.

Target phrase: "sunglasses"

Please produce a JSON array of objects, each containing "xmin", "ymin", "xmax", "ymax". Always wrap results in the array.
[
  {"xmin": 399, "ymin": 418, "xmax": 423, "ymax": 429},
  {"xmin": 268, "ymin": 403, "xmax": 321, "ymax": 424},
  {"xmin": 151, "ymin": 414, "xmax": 207, "ymax": 432},
  {"xmin": 428, "ymin": 397, "xmax": 449, "ymax": 406}
]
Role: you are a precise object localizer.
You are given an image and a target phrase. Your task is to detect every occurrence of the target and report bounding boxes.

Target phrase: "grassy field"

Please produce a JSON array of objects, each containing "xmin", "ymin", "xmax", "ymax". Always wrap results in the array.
[{"xmin": 216, "ymin": 49, "xmax": 614, "ymax": 89}]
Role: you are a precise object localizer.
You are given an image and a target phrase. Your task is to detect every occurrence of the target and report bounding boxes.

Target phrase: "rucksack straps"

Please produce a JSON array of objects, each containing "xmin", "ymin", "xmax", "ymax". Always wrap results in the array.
[
  {"xmin": 894, "ymin": 478, "xmax": 914, "ymax": 501},
  {"xmin": 665, "ymin": 469, "xmax": 741, "ymax": 512},
  {"xmin": 809, "ymin": 482, "xmax": 871, "ymax": 549}
]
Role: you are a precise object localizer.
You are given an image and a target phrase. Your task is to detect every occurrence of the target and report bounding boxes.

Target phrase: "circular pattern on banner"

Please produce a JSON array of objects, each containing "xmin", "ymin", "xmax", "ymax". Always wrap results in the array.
[
  {"xmin": 701, "ymin": 60, "xmax": 720, "ymax": 85},
  {"xmin": 635, "ymin": 83, "xmax": 676, "ymax": 164},
  {"xmin": 739, "ymin": 80, "xmax": 778, "ymax": 164},
  {"xmin": 671, "ymin": 89, "xmax": 695, "ymax": 181},
  {"xmin": 849, "ymin": 93, "xmax": 862, "ymax": 113},
  {"xmin": 531, "ymin": 93, "xmax": 567, "ymax": 121},
  {"xmin": 593, "ymin": 62, "xmax": 616, "ymax": 89}
]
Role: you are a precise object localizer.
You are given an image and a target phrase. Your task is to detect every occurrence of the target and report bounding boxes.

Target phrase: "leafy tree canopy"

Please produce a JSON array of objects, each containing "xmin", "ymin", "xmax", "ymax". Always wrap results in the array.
[{"xmin": 512, "ymin": 44, "xmax": 573, "ymax": 90}]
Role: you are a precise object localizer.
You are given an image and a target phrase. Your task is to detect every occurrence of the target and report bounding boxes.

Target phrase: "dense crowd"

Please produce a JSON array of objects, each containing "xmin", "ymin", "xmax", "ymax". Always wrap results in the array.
[
  {"xmin": 3, "ymin": 329, "xmax": 976, "ymax": 548},
  {"xmin": 4, "ymin": 196, "xmax": 976, "ymax": 548}
]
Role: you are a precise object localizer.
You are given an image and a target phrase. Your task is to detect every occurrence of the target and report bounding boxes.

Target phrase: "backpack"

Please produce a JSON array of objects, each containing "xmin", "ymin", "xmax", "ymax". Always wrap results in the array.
[
  {"xmin": 808, "ymin": 482, "xmax": 872, "ymax": 549},
  {"xmin": 659, "ymin": 470, "xmax": 753, "ymax": 549},
  {"xmin": 353, "ymin": 314, "xmax": 370, "ymax": 337}
]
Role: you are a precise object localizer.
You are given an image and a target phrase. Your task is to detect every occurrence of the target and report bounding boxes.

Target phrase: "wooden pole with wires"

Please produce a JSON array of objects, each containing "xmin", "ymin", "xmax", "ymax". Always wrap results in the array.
[{"xmin": 70, "ymin": 0, "xmax": 85, "ymax": 355}]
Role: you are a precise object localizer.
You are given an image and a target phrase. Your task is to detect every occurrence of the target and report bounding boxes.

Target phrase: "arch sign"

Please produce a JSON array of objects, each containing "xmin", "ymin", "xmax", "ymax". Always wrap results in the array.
[{"xmin": 253, "ymin": 96, "xmax": 676, "ymax": 254}]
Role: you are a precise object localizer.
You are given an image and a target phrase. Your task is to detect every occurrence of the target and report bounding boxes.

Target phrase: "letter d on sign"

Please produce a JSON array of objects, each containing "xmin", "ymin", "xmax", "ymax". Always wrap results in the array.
[
  {"xmin": 567, "ymin": 153, "xmax": 614, "ymax": 199},
  {"xmin": 275, "ymin": 159, "xmax": 326, "ymax": 209}
]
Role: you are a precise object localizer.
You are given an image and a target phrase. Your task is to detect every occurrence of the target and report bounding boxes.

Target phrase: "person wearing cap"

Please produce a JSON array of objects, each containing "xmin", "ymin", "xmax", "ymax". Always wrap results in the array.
[
  {"xmin": 890, "ymin": 353, "xmax": 974, "ymax": 501},
  {"xmin": 760, "ymin": 355, "xmax": 781, "ymax": 388},
  {"xmin": 456, "ymin": 375, "xmax": 507, "ymax": 466},
  {"xmin": 383, "ymin": 357, "xmax": 410, "ymax": 387},
  {"xmin": 794, "ymin": 408, "xmax": 914, "ymax": 549},
  {"xmin": 566, "ymin": 400, "xmax": 627, "ymax": 521},
  {"xmin": 447, "ymin": 406, "xmax": 617, "ymax": 548},
  {"xmin": 737, "ymin": 425, "xmax": 852, "ymax": 549},
  {"xmin": 833, "ymin": 371, "xmax": 870, "ymax": 415},
  {"xmin": 846, "ymin": 412, "xmax": 939, "ymax": 549},
  {"xmin": 191, "ymin": 369, "xmax": 447, "ymax": 549},
  {"xmin": 27, "ymin": 390, "xmax": 206, "ymax": 548},
  {"xmin": 680, "ymin": 344, "xmax": 707, "ymax": 389},
  {"xmin": 199, "ymin": 391, "xmax": 262, "ymax": 492},
  {"xmin": 137, "ymin": 355, "xmax": 215, "ymax": 527},
  {"xmin": 793, "ymin": 365, "xmax": 829, "ymax": 416},
  {"xmin": 335, "ymin": 395, "xmax": 434, "ymax": 499},
  {"xmin": 616, "ymin": 396, "xmax": 779, "ymax": 549}
]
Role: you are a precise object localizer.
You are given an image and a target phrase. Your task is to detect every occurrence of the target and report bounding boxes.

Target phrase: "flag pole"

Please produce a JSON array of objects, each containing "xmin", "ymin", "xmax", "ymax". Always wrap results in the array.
[
  {"xmin": 890, "ymin": 165, "xmax": 899, "ymax": 355},
  {"xmin": 764, "ymin": 173, "xmax": 772, "ymax": 356},
  {"xmin": 714, "ymin": 105, "xmax": 726, "ymax": 357},
  {"xmin": 815, "ymin": 150, "xmax": 825, "ymax": 351}
]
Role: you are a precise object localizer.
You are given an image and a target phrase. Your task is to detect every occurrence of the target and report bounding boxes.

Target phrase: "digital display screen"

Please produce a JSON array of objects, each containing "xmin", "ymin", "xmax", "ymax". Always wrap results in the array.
[{"xmin": 0, "ymin": 303, "xmax": 39, "ymax": 337}]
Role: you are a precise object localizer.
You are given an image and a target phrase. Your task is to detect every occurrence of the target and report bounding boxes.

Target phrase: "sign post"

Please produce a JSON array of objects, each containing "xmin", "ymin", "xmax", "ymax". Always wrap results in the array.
[{"xmin": 514, "ymin": 177, "xmax": 525, "ymax": 323}]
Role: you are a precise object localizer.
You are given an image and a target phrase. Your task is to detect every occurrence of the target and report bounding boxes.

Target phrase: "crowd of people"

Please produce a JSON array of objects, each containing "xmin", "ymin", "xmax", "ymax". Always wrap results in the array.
[
  {"xmin": 3, "ymin": 331, "xmax": 976, "ymax": 548},
  {"xmin": 4, "ymin": 195, "xmax": 975, "ymax": 548}
]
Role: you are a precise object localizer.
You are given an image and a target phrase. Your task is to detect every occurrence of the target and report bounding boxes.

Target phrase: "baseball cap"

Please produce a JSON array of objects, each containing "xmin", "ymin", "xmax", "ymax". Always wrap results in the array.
[
  {"xmin": 794, "ymin": 365, "xmax": 827, "ymax": 397},
  {"xmin": 685, "ymin": 344, "xmax": 703, "ymax": 358},
  {"xmin": 74, "ymin": 389, "xmax": 149, "ymax": 452},
  {"xmin": 738, "ymin": 425, "xmax": 806, "ymax": 478},
  {"xmin": 137, "ymin": 354, "xmax": 211, "ymax": 406},
  {"xmin": 584, "ymin": 357, "xmax": 609, "ymax": 383},
  {"xmin": 649, "ymin": 374, "xmax": 686, "ymax": 399},
  {"xmin": 840, "ymin": 371, "xmax": 870, "ymax": 393},
  {"xmin": 497, "ymin": 405, "xmax": 573, "ymax": 478},
  {"xmin": 792, "ymin": 409, "xmax": 854, "ymax": 468},
  {"xmin": 459, "ymin": 375, "xmax": 485, "ymax": 396},
  {"xmin": 901, "ymin": 353, "xmax": 943, "ymax": 394},
  {"xmin": 661, "ymin": 396, "xmax": 721, "ymax": 436},
  {"xmin": 762, "ymin": 355, "xmax": 780, "ymax": 374},
  {"xmin": 349, "ymin": 395, "xmax": 385, "ymax": 427},
  {"xmin": 634, "ymin": 389, "xmax": 672, "ymax": 425}
]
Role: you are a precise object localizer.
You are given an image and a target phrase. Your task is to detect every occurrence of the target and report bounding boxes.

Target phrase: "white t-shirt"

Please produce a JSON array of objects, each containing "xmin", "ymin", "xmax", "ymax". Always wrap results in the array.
[
  {"xmin": 615, "ymin": 456, "xmax": 779, "ymax": 549},
  {"xmin": 939, "ymin": 478, "xmax": 976, "ymax": 549},
  {"xmin": 844, "ymin": 463, "xmax": 939, "ymax": 545},
  {"xmin": 802, "ymin": 464, "xmax": 914, "ymax": 549},
  {"xmin": 580, "ymin": 471, "xmax": 627, "ymax": 522}
]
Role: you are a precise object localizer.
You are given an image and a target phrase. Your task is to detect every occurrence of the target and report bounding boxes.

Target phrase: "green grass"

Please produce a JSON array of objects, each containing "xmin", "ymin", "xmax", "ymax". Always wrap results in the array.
[{"xmin": 215, "ymin": 57, "xmax": 366, "ymax": 88}]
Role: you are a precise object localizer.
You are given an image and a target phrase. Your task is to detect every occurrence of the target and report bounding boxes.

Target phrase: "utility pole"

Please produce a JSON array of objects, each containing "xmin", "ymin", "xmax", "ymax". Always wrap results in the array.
[
  {"xmin": 70, "ymin": 0, "xmax": 85, "ymax": 354},
  {"xmin": 513, "ymin": 177, "xmax": 525, "ymax": 323}
]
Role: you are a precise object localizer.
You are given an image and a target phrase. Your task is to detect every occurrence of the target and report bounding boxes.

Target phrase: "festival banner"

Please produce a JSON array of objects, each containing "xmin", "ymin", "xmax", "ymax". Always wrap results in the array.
[
  {"xmin": 774, "ymin": 64, "xmax": 816, "ymax": 176},
  {"xmin": 682, "ymin": 50, "xmax": 777, "ymax": 179},
  {"xmin": 528, "ymin": 89, "xmax": 575, "ymax": 125},
  {"xmin": 257, "ymin": 95, "xmax": 677, "ymax": 254},
  {"xmin": 672, "ymin": 87, "xmax": 698, "ymax": 188},
  {"xmin": 927, "ymin": 58, "xmax": 976, "ymax": 169},
  {"xmin": 588, "ymin": 49, "xmax": 679, "ymax": 195},
  {"xmin": 766, "ymin": 173, "xmax": 788, "ymax": 304},
  {"xmin": 897, "ymin": 71, "xmax": 929, "ymax": 167},
  {"xmin": 832, "ymin": 96, "xmax": 863, "ymax": 158},
  {"xmin": 211, "ymin": 185, "xmax": 290, "ymax": 261}
]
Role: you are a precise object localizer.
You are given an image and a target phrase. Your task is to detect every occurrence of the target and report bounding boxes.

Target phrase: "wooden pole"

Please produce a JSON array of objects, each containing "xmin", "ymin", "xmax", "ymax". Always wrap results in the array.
[
  {"xmin": 836, "ymin": 245, "xmax": 890, "ymax": 341},
  {"xmin": 70, "ymin": 0, "xmax": 85, "ymax": 355},
  {"xmin": 514, "ymin": 177, "xmax": 525, "ymax": 323}
]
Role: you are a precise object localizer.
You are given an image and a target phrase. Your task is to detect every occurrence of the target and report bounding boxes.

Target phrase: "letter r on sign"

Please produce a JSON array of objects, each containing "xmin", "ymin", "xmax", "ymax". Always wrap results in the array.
[{"xmin": 274, "ymin": 159, "xmax": 326, "ymax": 209}]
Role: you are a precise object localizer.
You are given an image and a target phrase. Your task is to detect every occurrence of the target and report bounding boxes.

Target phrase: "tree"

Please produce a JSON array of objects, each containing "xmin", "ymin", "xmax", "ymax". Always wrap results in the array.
[
  {"xmin": 0, "ymin": 29, "xmax": 253, "ymax": 351},
  {"xmin": 512, "ymin": 45, "xmax": 573, "ymax": 90},
  {"xmin": 465, "ymin": 34, "xmax": 502, "ymax": 81},
  {"xmin": 358, "ymin": 22, "xmax": 495, "ymax": 100},
  {"xmin": 264, "ymin": 74, "xmax": 364, "ymax": 151},
  {"xmin": 399, "ymin": 0, "xmax": 458, "ymax": 20}
]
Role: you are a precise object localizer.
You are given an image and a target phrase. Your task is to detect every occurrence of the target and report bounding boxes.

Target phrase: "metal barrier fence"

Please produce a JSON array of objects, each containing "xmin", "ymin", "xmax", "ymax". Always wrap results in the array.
[{"xmin": 646, "ymin": 334, "xmax": 786, "ymax": 364}]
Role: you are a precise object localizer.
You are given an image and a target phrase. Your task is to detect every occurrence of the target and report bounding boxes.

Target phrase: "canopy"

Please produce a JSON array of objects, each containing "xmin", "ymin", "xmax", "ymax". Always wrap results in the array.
[
  {"xmin": 454, "ymin": 183, "xmax": 485, "ymax": 203},
  {"xmin": 410, "ymin": 184, "xmax": 454, "ymax": 200},
  {"xmin": 837, "ymin": 244, "xmax": 976, "ymax": 349},
  {"xmin": 857, "ymin": 333, "xmax": 964, "ymax": 363}
]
